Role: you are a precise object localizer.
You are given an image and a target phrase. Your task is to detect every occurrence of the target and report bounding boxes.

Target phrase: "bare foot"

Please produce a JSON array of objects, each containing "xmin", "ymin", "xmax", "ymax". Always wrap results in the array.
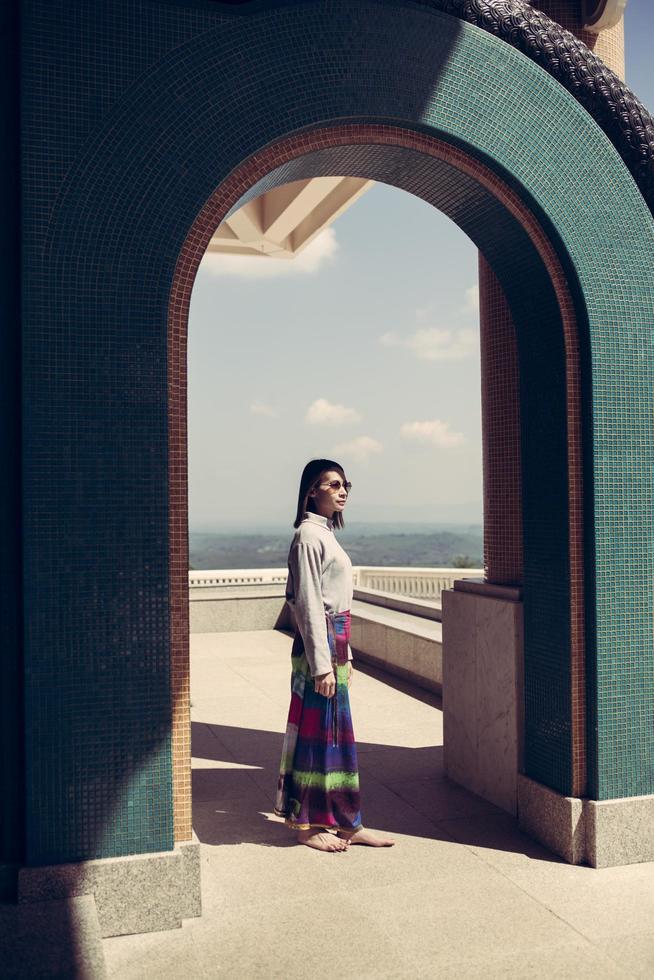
[
  {"xmin": 338, "ymin": 827, "xmax": 395, "ymax": 846},
  {"xmin": 297, "ymin": 829, "xmax": 350, "ymax": 852}
]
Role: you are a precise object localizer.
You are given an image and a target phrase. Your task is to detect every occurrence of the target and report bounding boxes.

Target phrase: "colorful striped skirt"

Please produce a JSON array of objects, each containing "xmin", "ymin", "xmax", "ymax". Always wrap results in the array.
[{"xmin": 274, "ymin": 609, "xmax": 362, "ymax": 833}]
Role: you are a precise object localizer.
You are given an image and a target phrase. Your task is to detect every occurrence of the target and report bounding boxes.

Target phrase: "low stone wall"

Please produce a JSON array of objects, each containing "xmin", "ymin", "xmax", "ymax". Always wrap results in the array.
[
  {"xmin": 190, "ymin": 587, "xmax": 291, "ymax": 633},
  {"xmin": 189, "ymin": 585, "xmax": 443, "ymax": 694},
  {"xmin": 277, "ymin": 599, "xmax": 442, "ymax": 693}
]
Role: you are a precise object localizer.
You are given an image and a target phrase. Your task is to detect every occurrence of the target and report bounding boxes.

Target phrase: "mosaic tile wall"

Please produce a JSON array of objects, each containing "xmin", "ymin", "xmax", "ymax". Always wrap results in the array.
[
  {"xmin": 20, "ymin": 0, "xmax": 224, "ymax": 863},
  {"xmin": 475, "ymin": 3, "xmax": 624, "ymax": 798},
  {"xmin": 18, "ymin": 0, "xmax": 654, "ymax": 865},
  {"xmin": 0, "ymin": 3, "xmax": 23, "ymax": 886},
  {"xmin": 478, "ymin": 258, "xmax": 523, "ymax": 588}
]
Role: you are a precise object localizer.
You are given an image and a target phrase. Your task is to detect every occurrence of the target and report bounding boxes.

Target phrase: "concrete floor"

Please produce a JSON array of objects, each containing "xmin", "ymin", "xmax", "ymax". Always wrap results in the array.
[{"xmin": 103, "ymin": 630, "xmax": 654, "ymax": 978}]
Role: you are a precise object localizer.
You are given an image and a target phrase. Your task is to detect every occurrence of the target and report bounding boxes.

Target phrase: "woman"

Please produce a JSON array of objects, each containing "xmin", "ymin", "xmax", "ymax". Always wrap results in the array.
[{"xmin": 274, "ymin": 458, "xmax": 395, "ymax": 852}]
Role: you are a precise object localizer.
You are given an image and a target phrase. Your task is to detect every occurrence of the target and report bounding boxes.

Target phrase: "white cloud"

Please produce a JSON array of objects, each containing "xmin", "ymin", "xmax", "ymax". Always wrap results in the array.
[
  {"xmin": 198, "ymin": 227, "xmax": 338, "ymax": 279},
  {"xmin": 380, "ymin": 326, "xmax": 477, "ymax": 361},
  {"xmin": 400, "ymin": 419, "xmax": 466, "ymax": 449},
  {"xmin": 332, "ymin": 435, "xmax": 383, "ymax": 464},
  {"xmin": 249, "ymin": 401, "xmax": 279, "ymax": 418},
  {"xmin": 305, "ymin": 398, "xmax": 361, "ymax": 426},
  {"xmin": 380, "ymin": 283, "xmax": 480, "ymax": 361},
  {"xmin": 462, "ymin": 283, "xmax": 479, "ymax": 315}
]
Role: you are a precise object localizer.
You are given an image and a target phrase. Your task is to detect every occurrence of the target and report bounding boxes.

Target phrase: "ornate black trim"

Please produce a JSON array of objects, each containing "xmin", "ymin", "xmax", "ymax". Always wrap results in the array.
[{"xmin": 419, "ymin": 1, "xmax": 654, "ymax": 210}]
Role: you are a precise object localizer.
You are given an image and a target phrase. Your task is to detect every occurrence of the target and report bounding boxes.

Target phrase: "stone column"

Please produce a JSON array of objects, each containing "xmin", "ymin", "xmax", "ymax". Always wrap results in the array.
[{"xmin": 444, "ymin": 3, "xmax": 628, "ymax": 862}]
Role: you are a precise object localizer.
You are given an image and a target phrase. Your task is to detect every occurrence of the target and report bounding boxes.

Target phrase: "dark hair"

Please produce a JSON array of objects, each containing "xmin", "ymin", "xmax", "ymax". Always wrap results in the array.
[{"xmin": 293, "ymin": 458, "xmax": 348, "ymax": 530}]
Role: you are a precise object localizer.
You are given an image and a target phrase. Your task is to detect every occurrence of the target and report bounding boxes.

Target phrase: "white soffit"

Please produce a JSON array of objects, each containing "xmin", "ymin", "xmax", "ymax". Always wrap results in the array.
[
  {"xmin": 581, "ymin": 0, "xmax": 628, "ymax": 33},
  {"xmin": 206, "ymin": 176, "xmax": 374, "ymax": 260}
]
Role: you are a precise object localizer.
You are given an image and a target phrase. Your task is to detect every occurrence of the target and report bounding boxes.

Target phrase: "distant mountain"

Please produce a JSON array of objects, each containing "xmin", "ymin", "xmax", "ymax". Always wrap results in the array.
[{"xmin": 189, "ymin": 524, "xmax": 483, "ymax": 570}]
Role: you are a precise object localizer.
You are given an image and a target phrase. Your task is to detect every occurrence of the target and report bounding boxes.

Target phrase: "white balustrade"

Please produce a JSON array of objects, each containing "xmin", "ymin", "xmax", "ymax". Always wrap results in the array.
[
  {"xmin": 189, "ymin": 566, "xmax": 483, "ymax": 602},
  {"xmin": 353, "ymin": 567, "xmax": 482, "ymax": 601},
  {"xmin": 189, "ymin": 568, "xmax": 288, "ymax": 588}
]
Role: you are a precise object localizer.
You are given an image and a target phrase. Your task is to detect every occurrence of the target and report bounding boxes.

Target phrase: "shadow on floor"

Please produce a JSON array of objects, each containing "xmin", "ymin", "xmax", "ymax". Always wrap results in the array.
[{"xmin": 190, "ymin": 720, "xmax": 564, "ymax": 864}]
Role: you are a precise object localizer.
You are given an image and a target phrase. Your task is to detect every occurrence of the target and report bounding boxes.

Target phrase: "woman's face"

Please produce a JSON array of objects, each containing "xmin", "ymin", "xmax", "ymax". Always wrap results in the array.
[{"xmin": 309, "ymin": 469, "xmax": 349, "ymax": 519}]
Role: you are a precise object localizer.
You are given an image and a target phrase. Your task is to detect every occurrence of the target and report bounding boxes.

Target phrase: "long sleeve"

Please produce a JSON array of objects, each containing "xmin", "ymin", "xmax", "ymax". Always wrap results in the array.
[{"xmin": 288, "ymin": 540, "xmax": 333, "ymax": 677}]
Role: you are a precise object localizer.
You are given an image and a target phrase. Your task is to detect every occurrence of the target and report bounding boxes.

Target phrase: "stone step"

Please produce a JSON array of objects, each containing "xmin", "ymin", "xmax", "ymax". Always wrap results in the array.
[{"xmin": 351, "ymin": 600, "xmax": 442, "ymax": 694}]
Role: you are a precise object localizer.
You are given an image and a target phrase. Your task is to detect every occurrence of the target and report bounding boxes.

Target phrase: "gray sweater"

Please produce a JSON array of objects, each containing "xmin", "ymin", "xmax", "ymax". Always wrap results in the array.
[{"xmin": 285, "ymin": 511, "xmax": 354, "ymax": 677}]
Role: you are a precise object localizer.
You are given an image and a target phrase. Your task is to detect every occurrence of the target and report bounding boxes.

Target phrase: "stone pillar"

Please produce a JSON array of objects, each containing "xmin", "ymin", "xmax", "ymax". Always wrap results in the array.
[
  {"xmin": 443, "ymin": 581, "xmax": 524, "ymax": 816},
  {"xmin": 443, "ymin": 2, "xmax": 631, "ymax": 864},
  {"xmin": 512, "ymin": 0, "xmax": 634, "ymax": 867}
]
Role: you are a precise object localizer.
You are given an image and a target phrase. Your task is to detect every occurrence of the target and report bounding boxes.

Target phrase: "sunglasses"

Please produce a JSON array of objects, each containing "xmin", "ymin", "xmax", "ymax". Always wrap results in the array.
[{"xmin": 317, "ymin": 480, "xmax": 352, "ymax": 493}]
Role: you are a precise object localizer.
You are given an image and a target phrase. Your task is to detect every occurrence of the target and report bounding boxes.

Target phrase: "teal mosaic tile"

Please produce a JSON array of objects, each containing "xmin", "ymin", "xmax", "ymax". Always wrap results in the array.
[{"xmin": 17, "ymin": 0, "xmax": 654, "ymax": 869}]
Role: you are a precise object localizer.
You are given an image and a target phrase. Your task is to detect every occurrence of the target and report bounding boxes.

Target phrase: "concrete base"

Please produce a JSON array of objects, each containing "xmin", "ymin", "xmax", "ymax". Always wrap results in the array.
[
  {"xmin": 1, "ymin": 894, "xmax": 106, "ymax": 978},
  {"xmin": 517, "ymin": 772, "xmax": 585, "ymax": 864},
  {"xmin": 17, "ymin": 836, "xmax": 201, "ymax": 938},
  {"xmin": 441, "ymin": 583, "xmax": 523, "ymax": 816},
  {"xmin": 518, "ymin": 773, "xmax": 654, "ymax": 868}
]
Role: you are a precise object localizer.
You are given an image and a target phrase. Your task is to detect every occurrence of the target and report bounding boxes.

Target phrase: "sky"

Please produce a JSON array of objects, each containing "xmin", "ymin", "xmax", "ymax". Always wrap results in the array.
[{"xmin": 187, "ymin": 1, "xmax": 654, "ymax": 532}]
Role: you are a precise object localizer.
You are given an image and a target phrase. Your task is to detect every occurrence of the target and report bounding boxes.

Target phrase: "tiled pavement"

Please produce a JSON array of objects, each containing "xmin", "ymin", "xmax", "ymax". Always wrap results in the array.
[{"xmin": 103, "ymin": 630, "xmax": 654, "ymax": 978}]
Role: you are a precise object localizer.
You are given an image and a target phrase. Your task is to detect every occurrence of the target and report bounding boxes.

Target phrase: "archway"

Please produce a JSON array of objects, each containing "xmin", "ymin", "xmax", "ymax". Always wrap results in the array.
[
  {"xmin": 19, "ymin": 1, "xmax": 654, "ymax": 875},
  {"xmin": 163, "ymin": 6, "xmax": 654, "ymax": 851},
  {"xmin": 173, "ymin": 123, "xmax": 582, "ymax": 839}
]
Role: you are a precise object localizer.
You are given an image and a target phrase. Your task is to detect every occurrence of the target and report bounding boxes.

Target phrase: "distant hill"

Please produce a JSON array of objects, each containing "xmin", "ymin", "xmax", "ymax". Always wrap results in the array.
[{"xmin": 189, "ymin": 524, "xmax": 483, "ymax": 570}]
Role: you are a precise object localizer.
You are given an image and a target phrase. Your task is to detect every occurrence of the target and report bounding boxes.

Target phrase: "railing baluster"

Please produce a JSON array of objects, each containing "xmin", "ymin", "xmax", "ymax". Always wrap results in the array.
[{"xmin": 188, "ymin": 565, "xmax": 483, "ymax": 597}]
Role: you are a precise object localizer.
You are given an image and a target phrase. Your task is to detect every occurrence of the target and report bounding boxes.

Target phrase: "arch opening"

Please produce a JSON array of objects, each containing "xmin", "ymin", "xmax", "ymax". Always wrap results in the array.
[{"xmin": 170, "ymin": 125, "xmax": 588, "ymax": 842}]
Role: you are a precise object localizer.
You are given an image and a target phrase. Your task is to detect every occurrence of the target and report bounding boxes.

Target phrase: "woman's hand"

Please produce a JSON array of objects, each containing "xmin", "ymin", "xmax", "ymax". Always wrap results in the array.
[
  {"xmin": 346, "ymin": 661, "xmax": 353, "ymax": 689},
  {"xmin": 314, "ymin": 670, "xmax": 336, "ymax": 698}
]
